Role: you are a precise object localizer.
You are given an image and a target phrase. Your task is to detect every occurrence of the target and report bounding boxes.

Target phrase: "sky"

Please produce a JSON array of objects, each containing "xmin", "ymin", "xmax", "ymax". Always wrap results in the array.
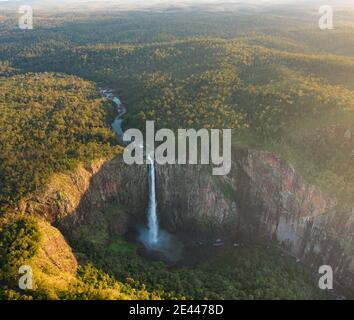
[
  {"xmin": 0, "ymin": 0, "xmax": 337, "ymax": 4},
  {"xmin": 1, "ymin": 0, "xmax": 352, "ymax": 10}
]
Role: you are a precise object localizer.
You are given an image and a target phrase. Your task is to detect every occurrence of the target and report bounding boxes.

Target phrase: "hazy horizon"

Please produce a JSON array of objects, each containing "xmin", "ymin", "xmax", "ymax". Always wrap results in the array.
[{"xmin": 1, "ymin": 0, "xmax": 353, "ymax": 10}]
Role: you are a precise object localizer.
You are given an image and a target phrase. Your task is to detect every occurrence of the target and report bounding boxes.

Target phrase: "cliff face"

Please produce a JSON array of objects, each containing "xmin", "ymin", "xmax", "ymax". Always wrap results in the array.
[
  {"xmin": 154, "ymin": 148, "xmax": 354, "ymax": 291},
  {"xmin": 20, "ymin": 158, "xmax": 148, "ymax": 235},
  {"xmin": 228, "ymin": 148, "xmax": 354, "ymax": 291},
  {"xmin": 155, "ymin": 164, "xmax": 238, "ymax": 237},
  {"xmin": 21, "ymin": 148, "xmax": 354, "ymax": 292}
]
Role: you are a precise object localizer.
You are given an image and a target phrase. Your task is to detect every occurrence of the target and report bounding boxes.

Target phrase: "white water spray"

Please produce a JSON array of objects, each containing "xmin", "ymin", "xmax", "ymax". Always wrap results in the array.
[{"xmin": 147, "ymin": 154, "xmax": 159, "ymax": 245}]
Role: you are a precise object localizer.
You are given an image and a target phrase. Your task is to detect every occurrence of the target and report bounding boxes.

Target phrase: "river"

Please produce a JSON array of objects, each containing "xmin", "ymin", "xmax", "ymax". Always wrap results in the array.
[{"xmin": 100, "ymin": 88, "xmax": 126, "ymax": 140}]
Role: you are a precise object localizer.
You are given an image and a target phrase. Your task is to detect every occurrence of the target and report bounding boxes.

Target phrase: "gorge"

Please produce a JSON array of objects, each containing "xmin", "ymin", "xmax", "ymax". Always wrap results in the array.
[
  {"xmin": 19, "ymin": 145, "xmax": 354, "ymax": 295},
  {"xmin": 96, "ymin": 89, "xmax": 354, "ymax": 292},
  {"xmin": 4, "ymin": 84, "xmax": 349, "ymax": 298}
]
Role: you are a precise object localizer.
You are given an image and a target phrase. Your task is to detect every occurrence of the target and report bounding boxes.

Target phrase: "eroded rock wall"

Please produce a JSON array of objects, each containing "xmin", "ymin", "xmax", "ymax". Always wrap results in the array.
[
  {"xmin": 228, "ymin": 147, "xmax": 354, "ymax": 291},
  {"xmin": 20, "ymin": 149, "xmax": 354, "ymax": 291}
]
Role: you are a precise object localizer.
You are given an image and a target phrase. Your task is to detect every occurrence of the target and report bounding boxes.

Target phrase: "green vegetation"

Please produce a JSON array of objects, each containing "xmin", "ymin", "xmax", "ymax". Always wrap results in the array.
[
  {"xmin": 0, "ymin": 215, "xmax": 163, "ymax": 300},
  {"xmin": 60, "ymin": 200, "xmax": 325, "ymax": 300},
  {"xmin": 61, "ymin": 264, "xmax": 161, "ymax": 300},
  {"xmin": 0, "ymin": 216, "xmax": 41, "ymax": 278},
  {"xmin": 1, "ymin": 9, "xmax": 353, "ymax": 202},
  {"xmin": 71, "ymin": 233, "xmax": 325, "ymax": 300},
  {"xmin": 0, "ymin": 73, "xmax": 122, "ymax": 212},
  {"xmin": 0, "ymin": 6, "xmax": 354, "ymax": 299}
]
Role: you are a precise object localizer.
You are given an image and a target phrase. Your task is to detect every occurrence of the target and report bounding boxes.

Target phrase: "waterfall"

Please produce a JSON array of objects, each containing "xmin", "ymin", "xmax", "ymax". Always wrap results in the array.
[
  {"xmin": 137, "ymin": 155, "xmax": 182, "ymax": 262},
  {"xmin": 147, "ymin": 154, "xmax": 159, "ymax": 245}
]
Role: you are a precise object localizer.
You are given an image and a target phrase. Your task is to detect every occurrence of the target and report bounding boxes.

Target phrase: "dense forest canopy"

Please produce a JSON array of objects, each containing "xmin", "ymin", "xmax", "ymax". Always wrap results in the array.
[
  {"xmin": 0, "ymin": 73, "xmax": 121, "ymax": 212},
  {"xmin": 0, "ymin": 3, "xmax": 354, "ymax": 300},
  {"xmin": 1, "ymin": 6, "xmax": 353, "ymax": 202}
]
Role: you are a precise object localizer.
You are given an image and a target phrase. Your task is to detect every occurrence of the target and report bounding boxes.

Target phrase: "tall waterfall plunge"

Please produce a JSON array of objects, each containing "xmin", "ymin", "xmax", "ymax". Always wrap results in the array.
[
  {"xmin": 147, "ymin": 154, "xmax": 159, "ymax": 245},
  {"xmin": 137, "ymin": 155, "xmax": 182, "ymax": 262}
]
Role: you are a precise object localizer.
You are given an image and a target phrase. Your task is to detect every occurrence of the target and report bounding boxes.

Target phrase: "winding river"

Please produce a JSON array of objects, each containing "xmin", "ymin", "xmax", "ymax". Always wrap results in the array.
[{"xmin": 100, "ymin": 88, "xmax": 126, "ymax": 140}]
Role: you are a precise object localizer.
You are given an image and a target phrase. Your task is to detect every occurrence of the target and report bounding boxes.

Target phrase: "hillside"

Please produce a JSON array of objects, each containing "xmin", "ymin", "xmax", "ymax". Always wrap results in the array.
[{"xmin": 0, "ymin": 73, "xmax": 122, "ymax": 212}]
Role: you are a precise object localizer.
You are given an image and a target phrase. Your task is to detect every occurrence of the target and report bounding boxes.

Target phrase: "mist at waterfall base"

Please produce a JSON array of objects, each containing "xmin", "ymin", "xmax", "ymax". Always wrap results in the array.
[
  {"xmin": 137, "ymin": 225, "xmax": 183, "ymax": 262},
  {"xmin": 137, "ymin": 157, "xmax": 183, "ymax": 263}
]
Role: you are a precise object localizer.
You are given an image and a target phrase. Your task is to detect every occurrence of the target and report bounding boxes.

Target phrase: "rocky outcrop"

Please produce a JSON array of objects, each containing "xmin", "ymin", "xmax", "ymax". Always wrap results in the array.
[
  {"xmin": 20, "ymin": 157, "xmax": 148, "ymax": 235},
  {"xmin": 36, "ymin": 219, "xmax": 78, "ymax": 276}
]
